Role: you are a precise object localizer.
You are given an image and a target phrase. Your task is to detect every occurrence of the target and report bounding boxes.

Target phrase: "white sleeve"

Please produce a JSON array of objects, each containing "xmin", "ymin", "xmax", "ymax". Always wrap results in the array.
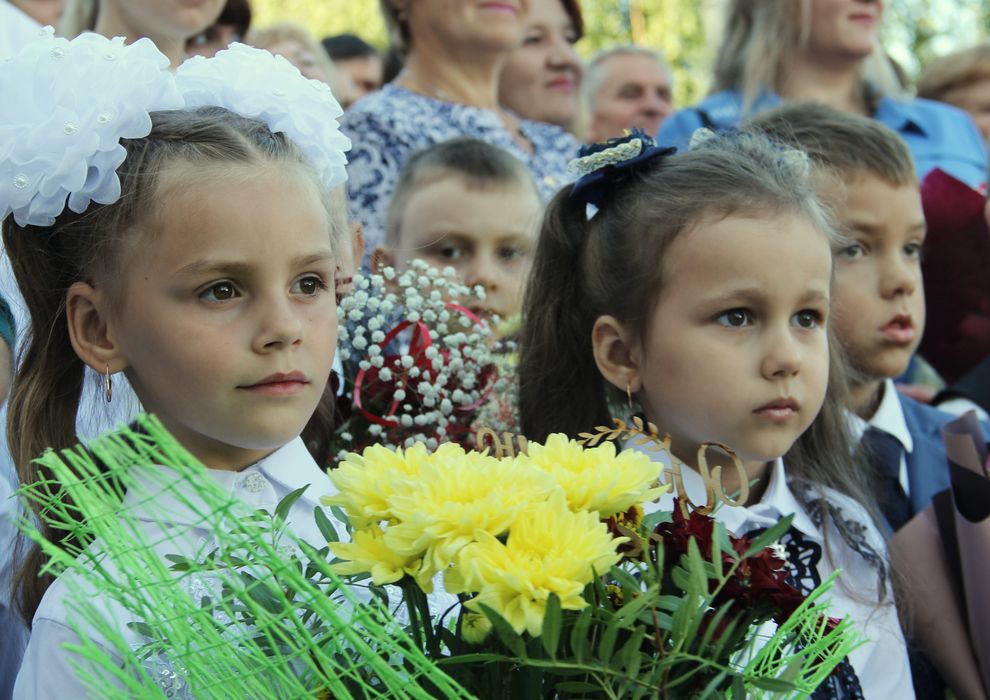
[{"xmin": 12, "ymin": 619, "xmax": 120, "ymax": 700}]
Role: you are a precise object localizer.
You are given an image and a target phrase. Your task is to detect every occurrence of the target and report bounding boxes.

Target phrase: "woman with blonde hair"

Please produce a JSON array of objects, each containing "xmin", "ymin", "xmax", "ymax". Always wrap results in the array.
[
  {"xmin": 58, "ymin": 0, "xmax": 223, "ymax": 66},
  {"xmin": 248, "ymin": 21, "xmax": 356, "ymax": 108},
  {"xmin": 659, "ymin": 0, "xmax": 986, "ymax": 188}
]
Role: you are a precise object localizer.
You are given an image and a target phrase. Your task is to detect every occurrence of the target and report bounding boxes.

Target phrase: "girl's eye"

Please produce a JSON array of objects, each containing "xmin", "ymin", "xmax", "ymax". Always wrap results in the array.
[
  {"xmin": 903, "ymin": 242, "xmax": 923, "ymax": 260},
  {"xmin": 291, "ymin": 275, "xmax": 328, "ymax": 296},
  {"xmin": 716, "ymin": 309, "xmax": 753, "ymax": 328},
  {"xmin": 793, "ymin": 310, "xmax": 823, "ymax": 329},
  {"xmin": 434, "ymin": 245, "xmax": 464, "ymax": 261},
  {"xmin": 523, "ymin": 33, "xmax": 543, "ymax": 45},
  {"xmin": 838, "ymin": 242, "xmax": 865, "ymax": 261},
  {"xmin": 201, "ymin": 281, "xmax": 238, "ymax": 302},
  {"xmin": 499, "ymin": 246, "xmax": 524, "ymax": 261}
]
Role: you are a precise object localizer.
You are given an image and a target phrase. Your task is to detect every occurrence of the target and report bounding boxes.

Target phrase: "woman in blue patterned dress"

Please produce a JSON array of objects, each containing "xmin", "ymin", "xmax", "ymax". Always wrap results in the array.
[{"xmin": 343, "ymin": 0, "xmax": 580, "ymax": 264}]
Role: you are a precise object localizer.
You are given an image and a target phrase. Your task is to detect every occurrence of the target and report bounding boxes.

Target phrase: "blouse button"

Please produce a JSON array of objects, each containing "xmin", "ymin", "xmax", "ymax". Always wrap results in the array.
[
  {"xmin": 542, "ymin": 175, "xmax": 557, "ymax": 188},
  {"xmin": 241, "ymin": 472, "xmax": 267, "ymax": 493}
]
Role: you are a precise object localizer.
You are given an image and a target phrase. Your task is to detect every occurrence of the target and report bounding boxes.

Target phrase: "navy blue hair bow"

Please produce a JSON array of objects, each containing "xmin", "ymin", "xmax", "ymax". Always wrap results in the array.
[{"xmin": 568, "ymin": 129, "xmax": 676, "ymax": 212}]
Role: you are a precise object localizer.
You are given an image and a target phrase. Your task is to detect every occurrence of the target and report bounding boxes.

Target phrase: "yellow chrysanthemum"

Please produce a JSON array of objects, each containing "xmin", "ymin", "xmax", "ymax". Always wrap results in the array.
[
  {"xmin": 322, "ymin": 442, "xmax": 430, "ymax": 528},
  {"xmin": 384, "ymin": 448, "xmax": 557, "ymax": 582},
  {"xmin": 450, "ymin": 491, "xmax": 625, "ymax": 637},
  {"xmin": 521, "ymin": 433, "xmax": 669, "ymax": 517},
  {"xmin": 329, "ymin": 523, "xmax": 421, "ymax": 585}
]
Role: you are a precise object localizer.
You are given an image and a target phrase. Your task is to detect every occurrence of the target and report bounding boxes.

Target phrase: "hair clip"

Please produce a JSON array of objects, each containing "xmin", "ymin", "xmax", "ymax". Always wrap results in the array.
[{"xmin": 568, "ymin": 129, "xmax": 676, "ymax": 215}]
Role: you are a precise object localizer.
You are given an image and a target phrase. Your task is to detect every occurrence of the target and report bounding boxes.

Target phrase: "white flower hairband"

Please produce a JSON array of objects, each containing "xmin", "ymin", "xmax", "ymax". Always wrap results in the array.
[
  {"xmin": 176, "ymin": 43, "xmax": 350, "ymax": 193},
  {"xmin": 0, "ymin": 28, "xmax": 183, "ymax": 227},
  {"xmin": 0, "ymin": 33, "xmax": 350, "ymax": 229}
]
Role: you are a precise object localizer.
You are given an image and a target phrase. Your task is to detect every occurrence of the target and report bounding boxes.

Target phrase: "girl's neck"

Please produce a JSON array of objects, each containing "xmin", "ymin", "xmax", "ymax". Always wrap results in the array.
[
  {"xmin": 849, "ymin": 378, "xmax": 885, "ymax": 420},
  {"xmin": 397, "ymin": 47, "xmax": 505, "ymax": 110},
  {"xmin": 94, "ymin": 9, "xmax": 185, "ymax": 68},
  {"xmin": 672, "ymin": 441, "xmax": 771, "ymax": 508},
  {"xmin": 777, "ymin": 52, "xmax": 869, "ymax": 116}
]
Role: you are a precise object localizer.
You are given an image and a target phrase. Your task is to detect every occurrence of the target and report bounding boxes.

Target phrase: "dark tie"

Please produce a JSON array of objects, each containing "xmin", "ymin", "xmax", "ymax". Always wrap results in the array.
[{"xmin": 862, "ymin": 427, "xmax": 913, "ymax": 531}]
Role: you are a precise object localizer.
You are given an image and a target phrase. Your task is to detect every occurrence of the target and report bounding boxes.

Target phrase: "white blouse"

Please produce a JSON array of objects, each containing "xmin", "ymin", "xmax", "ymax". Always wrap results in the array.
[
  {"xmin": 12, "ymin": 437, "xmax": 422, "ymax": 699},
  {"xmin": 626, "ymin": 441, "xmax": 915, "ymax": 700}
]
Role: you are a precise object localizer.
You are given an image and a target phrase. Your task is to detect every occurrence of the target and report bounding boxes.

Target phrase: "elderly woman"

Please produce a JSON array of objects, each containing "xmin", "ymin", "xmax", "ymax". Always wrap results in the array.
[
  {"xmin": 659, "ymin": 0, "xmax": 986, "ymax": 188},
  {"xmin": 497, "ymin": 0, "xmax": 584, "ymax": 136},
  {"xmin": 342, "ymin": 0, "xmax": 579, "ymax": 261}
]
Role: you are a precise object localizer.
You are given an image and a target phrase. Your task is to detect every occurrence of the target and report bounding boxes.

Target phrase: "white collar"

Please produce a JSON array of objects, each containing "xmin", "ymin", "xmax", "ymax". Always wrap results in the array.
[
  {"xmin": 122, "ymin": 437, "xmax": 331, "ymax": 528},
  {"xmin": 849, "ymin": 379, "xmax": 914, "ymax": 454},
  {"xmin": 624, "ymin": 439, "xmax": 820, "ymax": 540}
]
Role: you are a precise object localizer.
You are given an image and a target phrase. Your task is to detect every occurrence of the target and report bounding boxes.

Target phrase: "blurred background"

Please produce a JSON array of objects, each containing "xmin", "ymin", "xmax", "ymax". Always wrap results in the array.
[{"xmin": 250, "ymin": 0, "xmax": 990, "ymax": 105}]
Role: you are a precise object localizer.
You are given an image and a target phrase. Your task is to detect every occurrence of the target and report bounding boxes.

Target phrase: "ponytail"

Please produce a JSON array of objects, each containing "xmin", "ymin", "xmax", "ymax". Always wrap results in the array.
[
  {"xmin": 519, "ymin": 187, "xmax": 611, "ymax": 442},
  {"xmin": 4, "ymin": 218, "xmax": 91, "ymax": 624}
]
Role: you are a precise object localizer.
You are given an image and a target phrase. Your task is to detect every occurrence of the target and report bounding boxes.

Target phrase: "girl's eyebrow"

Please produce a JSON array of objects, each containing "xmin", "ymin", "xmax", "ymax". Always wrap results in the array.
[
  {"xmin": 173, "ymin": 250, "xmax": 335, "ymax": 277},
  {"xmin": 703, "ymin": 286, "xmax": 829, "ymax": 306}
]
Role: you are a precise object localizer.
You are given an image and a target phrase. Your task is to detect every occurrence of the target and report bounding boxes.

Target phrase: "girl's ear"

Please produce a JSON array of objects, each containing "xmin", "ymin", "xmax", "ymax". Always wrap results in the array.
[
  {"xmin": 592, "ymin": 315, "xmax": 643, "ymax": 394},
  {"xmin": 66, "ymin": 281, "xmax": 127, "ymax": 374}
]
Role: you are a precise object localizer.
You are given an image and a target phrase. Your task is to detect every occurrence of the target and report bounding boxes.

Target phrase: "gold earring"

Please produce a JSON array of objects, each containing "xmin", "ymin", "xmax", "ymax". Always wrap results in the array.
[
  {"xmin": 104, "ymin": 365, "xmax": 112, "ymax": 404},
  {"xmin": 626, "ymin": 382, "xmax": 633, "ymax": 413}
]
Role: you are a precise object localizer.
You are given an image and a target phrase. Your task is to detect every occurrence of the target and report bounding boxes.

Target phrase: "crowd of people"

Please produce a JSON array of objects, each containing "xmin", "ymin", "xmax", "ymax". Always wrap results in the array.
[{"xmin": 1, "ymin": 0, "xmax": 990, "ymax": 698}]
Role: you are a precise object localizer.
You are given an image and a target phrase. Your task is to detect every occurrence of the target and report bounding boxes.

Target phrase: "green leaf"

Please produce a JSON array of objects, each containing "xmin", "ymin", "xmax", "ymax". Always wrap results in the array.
[
  {"xmin": 741, "ymin": 514, "xmax": 793, "ymax": 559},
  {"xmin": 617, "ymin": 626, "xmax": 645, "ymax": 677},
  {"xmin": 731, "ymin": 674, "xmax": 746, "ymax": 699},
  {"xmin": 598, "ymin": 615, "xmax": 621, "ymax": 663},
  {"xmin": 540, "ymin": 593, "xmax": 562, "ymax": 658},
  {"xmin": 686, "ymin": 537, "xmax": 708, "ymax": 596},
  {"xmin": 273, "ymin": 485, "xmax": 309, "ymax": 524},
  {"xmin": 748, "ymin": 676, "xmax": 799, "ymax": 692},
  {"xmin": 313, "ymin": 506, "xmax": 339, "ymax": 543},
  {"xmin": 569, "ymin": 606, "xmax": 593, "ymax": 662},
  {"xmin": 476, "ymin": 603, "xmax": 526, "ymax": 658},
  {"xmin": 554, "ymin": 681, "xmax": 602, "ymax": 694},
  {"xmin": 698, "ymin": 669, "xmax": 728, "ymax": 699}
]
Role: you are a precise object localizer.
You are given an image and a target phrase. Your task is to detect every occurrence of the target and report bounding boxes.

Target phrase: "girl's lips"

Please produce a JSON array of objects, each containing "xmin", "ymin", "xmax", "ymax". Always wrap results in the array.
[
  {"xmin": 753, "ymin": 398, "xmax": 799, "ymax": 423},
  {"xmin": 241, "ymin": 381, "xmax": 308, "ymax": 396},
  {"xmin": 546, "ymin": 77, "xmax": 575, "ymax": 93},
  {"xmin": 240, "ymin": 371, "xmax": 309, "ymax": 396},
  {"xmin": 880, "ymin": 316, "xmax": 915, "ymax": 344},
  {"xmin": 479, "ymin": 2, "xmax": 519, "ymax": 16}
]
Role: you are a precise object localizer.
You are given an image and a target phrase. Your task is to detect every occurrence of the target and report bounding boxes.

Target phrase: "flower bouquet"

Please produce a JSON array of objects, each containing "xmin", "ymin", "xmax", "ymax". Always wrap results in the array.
[
  {"xmin": 325, "ymin": 431, "xmax": 858, "ymax": 698},
  {"xmin": 332, "ymin": 261, "xmax": 504, "ymax": 460},
  {"xmin": 15, "ymin": 416, "xmax": 470, "ymax": 699}
]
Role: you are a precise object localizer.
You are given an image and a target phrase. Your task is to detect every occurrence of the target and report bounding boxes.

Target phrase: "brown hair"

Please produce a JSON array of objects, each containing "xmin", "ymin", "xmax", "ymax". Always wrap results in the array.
[
  {"xmin": 518, "ymin": 131, "xmax": 885, "ymax": 596},
  {"xmin": 384, "ymin": 137, "xmax": 539, "ymax": 246},
  {"xmin": 5, "ymin": 107, "xmax": 342, "ymax": 625},
  {"xmin": 747, "ymin": 102, "xmax": 917, "ymax": 188},
  {"xmin": 918, "ymin": 43, "xmax": 990, "ymax": 102}
]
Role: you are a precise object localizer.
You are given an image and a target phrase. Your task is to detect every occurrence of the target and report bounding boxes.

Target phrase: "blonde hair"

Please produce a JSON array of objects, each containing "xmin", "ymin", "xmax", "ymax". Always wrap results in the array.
[
  {"xmin": 713, "ymin": 0, "xmax": 902, "ymax": 116},
  {"xmin": 918, "ymin": 43, "xmax": 990, "ymax": 102},
  {"xmin": 248, "ymin": 22, "xmax": 355, "ymax": 107},
  {"xmin": 57, "ymin": 0, "xmax": 97, "ymax": 38}
]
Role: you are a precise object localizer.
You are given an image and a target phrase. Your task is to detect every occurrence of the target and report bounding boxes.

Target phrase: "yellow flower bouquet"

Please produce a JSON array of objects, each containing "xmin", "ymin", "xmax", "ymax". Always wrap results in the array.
[{"xmin": 323, "ymin": 434, "xmax": 858, "ymax": 698}]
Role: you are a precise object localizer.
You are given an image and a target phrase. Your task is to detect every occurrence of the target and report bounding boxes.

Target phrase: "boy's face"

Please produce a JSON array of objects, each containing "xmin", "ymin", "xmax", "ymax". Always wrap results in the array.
[
  {"xmin": 386, "ymin": 177, "xmax": 541, "ymax": 321},
  {"xmin": 830, "ymin": 173, "xmax": 926, "ymax": 384}
]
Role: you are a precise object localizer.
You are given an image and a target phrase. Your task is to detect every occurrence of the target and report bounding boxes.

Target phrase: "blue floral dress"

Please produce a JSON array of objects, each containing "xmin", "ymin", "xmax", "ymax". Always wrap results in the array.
[{"xmin": 341, "ymin": 84, "xmax": 580, "ymax": 263}]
